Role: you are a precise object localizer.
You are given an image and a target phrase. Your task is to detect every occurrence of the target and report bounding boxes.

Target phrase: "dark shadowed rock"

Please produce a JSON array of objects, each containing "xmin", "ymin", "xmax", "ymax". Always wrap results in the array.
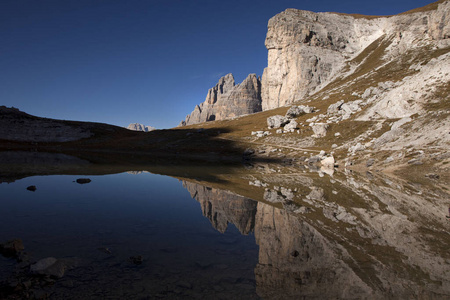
[
  {"xmin": 30, "ymin": 257, "xmax": 66, "ymax": 278},
  {"xmin": 76, "ymin": 178, "xmax": 91, "ymax": 184},
  {"xmin": 0, "ymin": 239, "xmax": 24, "ymax": 258},
  {"xmin": 26, "ymin": 185, "xmax": 36, "ymax": 192}
]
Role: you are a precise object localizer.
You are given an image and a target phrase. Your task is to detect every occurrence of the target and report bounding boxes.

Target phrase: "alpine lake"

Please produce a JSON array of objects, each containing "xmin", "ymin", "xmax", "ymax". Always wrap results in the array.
[{"xmin": 0, "ymin": 151, "xmax": 449, "ymax": 299}]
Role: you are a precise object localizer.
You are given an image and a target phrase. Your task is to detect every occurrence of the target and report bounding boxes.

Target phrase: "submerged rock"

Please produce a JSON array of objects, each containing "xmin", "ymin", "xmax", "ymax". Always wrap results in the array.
[
  {"xmin": 30, "ymin": 257, "xmax": 67, "ymax": 278},
  {"xmin": 76, "ymin": 178, "xmax": 91, "ymax": 184},
  {"xmin": 26, "ymin": 185, "xmax": 36, "ymax": 192},
  {"xmin": 0, "ymin": 239, "xmax": 24, "ymax": 258}
]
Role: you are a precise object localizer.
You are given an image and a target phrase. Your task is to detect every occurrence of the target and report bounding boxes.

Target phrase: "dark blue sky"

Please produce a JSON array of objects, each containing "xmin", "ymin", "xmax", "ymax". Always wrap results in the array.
[{"xmin": 0, "ymin": 0, "xmax": 436, "ymax": 128}]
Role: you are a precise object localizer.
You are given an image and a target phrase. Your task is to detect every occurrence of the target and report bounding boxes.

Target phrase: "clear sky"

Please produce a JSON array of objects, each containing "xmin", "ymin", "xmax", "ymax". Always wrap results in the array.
[{"xmin": 0, "ymin": 0, "xmax": 437, "ymax": 129}]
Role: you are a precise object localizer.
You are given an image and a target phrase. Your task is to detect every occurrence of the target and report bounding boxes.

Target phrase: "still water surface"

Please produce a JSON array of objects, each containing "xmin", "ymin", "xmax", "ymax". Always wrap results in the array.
[
  {"xmin": 0, "ymin": 173, "xmax": 259, "ymax": 299},
  {"xmin": 1, "ymin": 156, "xmax": 449, "ymax": 299}
]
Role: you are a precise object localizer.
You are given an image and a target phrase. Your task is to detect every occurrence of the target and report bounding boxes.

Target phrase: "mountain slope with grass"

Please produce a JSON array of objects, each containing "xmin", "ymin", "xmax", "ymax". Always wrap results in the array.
[{"xmin": 179, "ymin": 0, "xmax": 449, "ymax": 182}]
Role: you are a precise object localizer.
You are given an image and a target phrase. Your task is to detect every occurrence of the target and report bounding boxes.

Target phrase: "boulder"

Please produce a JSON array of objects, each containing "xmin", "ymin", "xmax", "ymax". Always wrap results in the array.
[
  {"xmin": 76, "ymin": 178, "xmax": 91, "ymax": 184},
  {"xmin": 30, "ymin": 257, "xmax": 67, "ymax": 278},
  {"xmin": 327, "ymin": 100, "xmax": 344, "ymax": 114},
  {"xmin": 267, "ymin": 115, "xmax": 290, "ymax": 129},
  {"xmin": 286, "ymin": 106, "xmax": 305, "ymax": 118},
  {"xmin": 348, "ymin": 143, "xmax": 366, "ymax": 153},
  {"xmin": 310, "ymin": 123, "xmax": 329, "ymax": 138},
  {"xmin": 26, "ymin": 185, "xmax": 36, "ymax": 192},
  {"xmin": 0, "ymin": 239, "xmax": 24, "ymax": 258},
  {"xmin": 284, "ymin": 120, "xmax": 298, "ymax": 131}
]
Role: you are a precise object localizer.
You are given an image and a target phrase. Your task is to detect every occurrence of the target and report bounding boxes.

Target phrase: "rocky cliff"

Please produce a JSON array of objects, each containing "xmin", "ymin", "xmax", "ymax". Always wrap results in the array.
[
  {"xmin": 179, "ymin": 0, "xmax": 449, "ymax": 128},
  {"xmin": 261, "ymin": 0, "xmax": 450, "ymax": 110},
  {"xmin": 179, "ymin": 73, "xmax": 262, "ymax": 126}
]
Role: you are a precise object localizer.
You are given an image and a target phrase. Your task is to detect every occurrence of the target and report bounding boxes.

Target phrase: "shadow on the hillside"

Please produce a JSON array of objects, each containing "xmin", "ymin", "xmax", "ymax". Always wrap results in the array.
[{"xmin": 0, "ymin": 127, "xmax": 285, "ymax": 183}]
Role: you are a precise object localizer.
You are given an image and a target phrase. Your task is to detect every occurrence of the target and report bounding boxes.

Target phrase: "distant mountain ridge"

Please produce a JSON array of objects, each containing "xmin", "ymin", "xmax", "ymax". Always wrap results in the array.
[{"xmin": 127, "ymin": 123, "xmax": 155, "ymax": 132}]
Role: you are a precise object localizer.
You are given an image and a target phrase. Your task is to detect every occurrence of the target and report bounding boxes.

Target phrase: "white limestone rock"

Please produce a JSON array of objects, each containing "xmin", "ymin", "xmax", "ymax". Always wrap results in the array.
[
  {"xmin": 310, "ymin": 123, "xmax": 329, "ymax": 138},
  {"xmin": 180, "ymin": 73, "xmax": 262, "ymax": 126},
  {"xmin": 127, "ymin": 123, "xmax": 155, "ymax": 132},
  {"xmin": 267, "ymin": 115, "xmax": 290, "ymax": 129}
]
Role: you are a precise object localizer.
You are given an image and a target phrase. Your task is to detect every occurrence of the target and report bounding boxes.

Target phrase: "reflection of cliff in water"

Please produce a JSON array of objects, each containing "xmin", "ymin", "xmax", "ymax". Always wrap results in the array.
[
  {"xmin": 181, "ymin": 173, "xmax": 450, "ymax": 299},
  {"xmin": 182, "ymin": 181, "xmax": 257, "ymax": 235}
]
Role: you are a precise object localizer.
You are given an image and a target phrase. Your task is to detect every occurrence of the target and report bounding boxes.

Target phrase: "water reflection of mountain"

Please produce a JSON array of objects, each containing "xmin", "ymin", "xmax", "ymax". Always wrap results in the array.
[
  {"xmin": 182, "ymin": 181, "xmax": 257, "ymax": 234},
  {"xmin": 181, "ymin": 176, "xmax": 450, "ymax": 299}
]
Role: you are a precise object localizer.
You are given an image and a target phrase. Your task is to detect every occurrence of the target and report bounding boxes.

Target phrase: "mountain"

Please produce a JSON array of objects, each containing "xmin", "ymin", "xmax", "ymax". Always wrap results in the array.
[
  {"xmin": 172, "ymin": 0, "xmax": 449, "ymax": 178},
  {"xmin": 127, "ymin": 123, "xmax": 155, "ymax": 132},
  {"xmin": 261, "ymin": 0, "xmax": 450, "ymax": 111},
  {"xmin": 179, "ymin": 73, "xmax": 262, "ymax": 126},
  {"xmin": 179, "ymin": 0, "xmax": 449, "ymax": 140},
  {"xmin": 1, "ymin": 1, "xmax": 448, "ymax": 174}
]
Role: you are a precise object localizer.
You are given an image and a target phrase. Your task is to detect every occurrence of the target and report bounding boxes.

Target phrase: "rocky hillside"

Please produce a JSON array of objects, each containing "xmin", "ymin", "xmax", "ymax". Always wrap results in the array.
[
  {"xmin": 179, "ymin": 0, "xmax": 449, "ymax": 141},
  {"xmin": 0, "ymin": 106, "xmax": 130, "ymax": 144},
  {"xmin": 127, "ymin": 123, "xmax": 155, "ymax": 132},
  {"xmin": 0, "ymin": 106, "xmax": 94, "ymax": 142},
  {"xmin": 261, "ymin": 0, "xmax": 450, "ymax": 110},
  {"xmin": 178, "ymin": 0, "xmax": 449, "ymax": 175},
  {"xmin": 179, "ymin": 73, "xmax": 262, "ymax": 126}
]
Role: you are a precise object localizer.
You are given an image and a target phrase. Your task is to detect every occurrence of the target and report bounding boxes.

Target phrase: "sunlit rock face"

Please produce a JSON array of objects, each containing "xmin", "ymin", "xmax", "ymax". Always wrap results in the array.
[
  {"xmin": 182, "ymin": 181, "xmax": 257, "ymax": 234},
  {"xmin": 261, "ymin": 1, "xmax": 450, "ymax": 110},
  {"xmin": 126, "ymin": 123, "xmax": 155, "ymax": 132},
  {"xmin": 179, "ymin": 73, "xmax": 262, "ymax": 126}
]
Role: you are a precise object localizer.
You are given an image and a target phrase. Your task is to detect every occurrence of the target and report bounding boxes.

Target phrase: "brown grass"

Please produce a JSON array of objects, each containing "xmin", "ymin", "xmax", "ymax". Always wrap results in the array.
[{"xmin": 400, "ymin": 0, "xmax": 447, "ymax": 15}]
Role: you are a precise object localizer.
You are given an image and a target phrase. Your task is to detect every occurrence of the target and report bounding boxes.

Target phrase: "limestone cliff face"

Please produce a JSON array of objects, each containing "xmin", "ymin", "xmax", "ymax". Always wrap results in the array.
[
  {"xmin": 261, "ymin": 1, "xmax": 450, "ymax": 110},
  {"xmin": 182, "ymin": 181, "xmax": 257, "ymax": 234},
  {"xmin": 179, "ymin": 73, "xmax": 262, "ymax": 126}
]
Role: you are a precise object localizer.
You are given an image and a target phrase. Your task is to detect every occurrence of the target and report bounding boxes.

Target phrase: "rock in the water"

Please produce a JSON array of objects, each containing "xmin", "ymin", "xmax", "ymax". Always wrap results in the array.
[
  {"xmin": 307, "ymin": 156, "xmax": 321, "ymax": 164},
  {"xmin": 321, "ymin": 156, "xmax": 335, "ymax": 169},
  {"xmin": 267, "ymin": 115, "xmax": 290, "ymax": 129},
  {"xmin": 76, "ymin": 178, "xmax": 91, "ymax": 184},
  {"xmin": 0, "ymin": 239, "xmax": 24, "ymax": 258},
  {"xmin": 26, "ymin": 186, "xmax": 36, "ymax": 192},
  {"xmin": 129, "ymin": 255, "xmax": 143, "ymax": 265},
  {"xmin": 30, "ymin": 257, "xmax": 66, "ymax": 278}
]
